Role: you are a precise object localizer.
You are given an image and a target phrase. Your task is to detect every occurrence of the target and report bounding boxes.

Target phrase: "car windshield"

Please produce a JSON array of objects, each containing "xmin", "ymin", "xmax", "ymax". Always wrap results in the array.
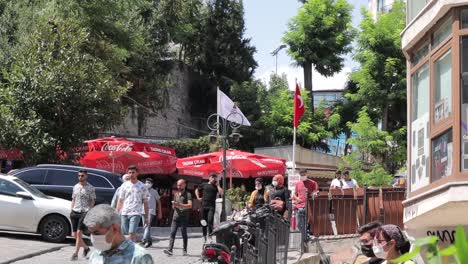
[{"xmin": 13, "ymin": 178, "xmax": 48, "ymax": 198}]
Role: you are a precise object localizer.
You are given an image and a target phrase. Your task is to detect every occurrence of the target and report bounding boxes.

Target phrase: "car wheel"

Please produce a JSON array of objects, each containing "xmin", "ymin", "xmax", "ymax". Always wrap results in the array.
[{"xmin": 39, "ymin": 215, "xmax": 70, "ymax": 243}]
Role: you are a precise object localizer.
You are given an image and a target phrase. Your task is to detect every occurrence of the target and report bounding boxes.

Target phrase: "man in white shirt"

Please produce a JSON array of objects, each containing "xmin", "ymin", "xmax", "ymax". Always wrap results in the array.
[
  {"xmin": 342, "ymin": 171, "xmax": 359, "ymax": 189},
  {"xmin": 116, "ymin": 165, "xmax": 150, "ymax": 242},
  {"xmin": 330, "ymin": 170, "xmax": 344, "ymax": 189},
  {"xmin": 141, "ymin": 178, "xmax": 162, "ymax": 248}
]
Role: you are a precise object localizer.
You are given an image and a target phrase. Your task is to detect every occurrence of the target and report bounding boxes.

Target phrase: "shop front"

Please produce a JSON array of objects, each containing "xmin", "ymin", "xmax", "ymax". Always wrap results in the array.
[
  {"xmin": 0, "ymin": 149, "xmax": 24, "ymax": 173},
  {"xmin": 402, "ymin": 1, "xmax": 468, "ymax": 254}
]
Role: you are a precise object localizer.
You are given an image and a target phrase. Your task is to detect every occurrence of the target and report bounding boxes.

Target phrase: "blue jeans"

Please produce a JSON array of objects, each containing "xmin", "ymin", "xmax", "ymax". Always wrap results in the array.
[
  {"xmin": 296, "ymin": 208, "xmax": 307, "ymax": 242},
  {"xmin": 121, "ymin": 215, "xmax": 141, "ymax": 235},
  {"xmin": 142, "ymin": 214, "xmax": 154, "ymax": 242}
]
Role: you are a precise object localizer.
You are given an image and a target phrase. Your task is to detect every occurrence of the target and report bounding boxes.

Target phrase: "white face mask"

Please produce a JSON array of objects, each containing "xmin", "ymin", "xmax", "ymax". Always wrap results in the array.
[
  {"xmin": 372, "ymin": 240, "xmax": 388, "ymax": 259},
  {"xmin": 255, "ymin": 185, "xmax": 262, "ymax": 190},
  {"xmin": 272, "ymin": 181, "xmax": 278, "ymax": 187},
  {"xmin": 91, "ymin": 228, "xmax": 114, "ymax": 252},
  {"xmin": 300, "ymin": 176, "xmax": 307, "ymax": 181},
  {"xmin": 145, "ymin": 183, "xmax": 152, "ymax": 189}
]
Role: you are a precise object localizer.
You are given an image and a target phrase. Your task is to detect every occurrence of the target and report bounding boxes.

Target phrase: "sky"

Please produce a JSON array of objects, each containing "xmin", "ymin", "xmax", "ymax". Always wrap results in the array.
[{"xmin": 243, "ymin": 0, "xmax": 369, "ymax": 90}]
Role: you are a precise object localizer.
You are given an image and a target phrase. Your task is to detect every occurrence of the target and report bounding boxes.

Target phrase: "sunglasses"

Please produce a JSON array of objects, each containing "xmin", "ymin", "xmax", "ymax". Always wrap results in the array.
[{"xmin": 78, "ymin": 174, "xmax": 86, "ymax": 178}]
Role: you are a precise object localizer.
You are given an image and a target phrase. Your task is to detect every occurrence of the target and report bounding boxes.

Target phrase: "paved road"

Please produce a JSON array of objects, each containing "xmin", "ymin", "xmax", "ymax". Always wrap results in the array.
[
  {"xmin": 0, "ymin": 228, "xmax": 308, "ymax": 264},
  {"xmin": 0, "ymin": 228, "xmax": 206, "ymax": 264}
]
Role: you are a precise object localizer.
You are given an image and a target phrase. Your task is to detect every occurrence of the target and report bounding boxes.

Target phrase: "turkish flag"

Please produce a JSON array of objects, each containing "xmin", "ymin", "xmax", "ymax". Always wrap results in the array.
[{"xmin": 294, "ymin": 82, "xmax": 305, "ymax": 127}]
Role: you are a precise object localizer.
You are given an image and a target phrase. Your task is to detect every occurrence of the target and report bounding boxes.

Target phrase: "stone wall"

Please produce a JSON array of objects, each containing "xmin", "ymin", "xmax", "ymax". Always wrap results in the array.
[{"xmin": 105, "ymin": 63, "xmax": 216, "ymax": 140}]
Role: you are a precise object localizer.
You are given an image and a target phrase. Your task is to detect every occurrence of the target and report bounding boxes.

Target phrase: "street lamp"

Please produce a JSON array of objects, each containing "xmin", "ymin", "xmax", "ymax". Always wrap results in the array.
[
  {"xmin": 207, "ymin": 112, "xmax": 244, "ymax": 222},
  {"xmin": 270, "ymin": 44, "xmax": 287, "ymax": 75}
]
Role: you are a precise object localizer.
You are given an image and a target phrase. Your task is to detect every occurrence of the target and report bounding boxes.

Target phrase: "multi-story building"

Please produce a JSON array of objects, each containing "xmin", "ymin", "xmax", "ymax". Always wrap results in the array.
[
  {"xmin": 402, "ymin": 0, "xmax": 468, "ymax": 251},
  {"xmin": 369, "ymin": 0, "xmax": 395, "ymax": 20},
  {"xmin": 313, "ymin": 89, "xmax": 344, "ymax": 109}
]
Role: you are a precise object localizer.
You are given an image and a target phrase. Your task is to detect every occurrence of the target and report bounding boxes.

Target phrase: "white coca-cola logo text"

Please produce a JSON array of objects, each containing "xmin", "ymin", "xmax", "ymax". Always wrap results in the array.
[
  {"xmin": 101, "ymin": 143, "xmax": 133, "ymax": 152},
  {"xmin": 96, "ymin": 160, "xmax": 125, "ymax": 172}
]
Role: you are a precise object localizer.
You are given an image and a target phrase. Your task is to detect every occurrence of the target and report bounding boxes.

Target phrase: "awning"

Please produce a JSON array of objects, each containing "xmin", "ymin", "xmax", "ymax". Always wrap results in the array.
[
  {"xmin": 0, "ymin": 149, "xmax": 23, "ymax": 160},
  {"xmin": 176, "ymin": 149, "xmax": 286, "ymax": 178},
  {"xmin": 77, "ymin": 137, "xmax": 176, "ymax": 174}
]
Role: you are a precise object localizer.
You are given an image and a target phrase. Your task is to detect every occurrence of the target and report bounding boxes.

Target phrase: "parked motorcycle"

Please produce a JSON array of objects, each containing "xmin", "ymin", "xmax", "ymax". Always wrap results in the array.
[{"xmin": 200, "ymin": 205, "xmax": 272, "ymax": 264}]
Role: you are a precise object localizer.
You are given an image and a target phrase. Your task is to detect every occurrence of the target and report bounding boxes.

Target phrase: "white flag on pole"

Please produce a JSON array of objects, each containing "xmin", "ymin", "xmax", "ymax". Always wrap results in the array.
[{"xmin": 217, "ymin": 88, "xmax": 251, "ymax": 126}]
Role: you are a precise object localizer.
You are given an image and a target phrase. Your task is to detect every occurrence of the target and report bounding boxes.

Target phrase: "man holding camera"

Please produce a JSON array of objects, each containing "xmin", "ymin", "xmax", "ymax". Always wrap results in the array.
[{"xmin": 196, "ymin": 174, "xmax": 224, "ymax": 242}]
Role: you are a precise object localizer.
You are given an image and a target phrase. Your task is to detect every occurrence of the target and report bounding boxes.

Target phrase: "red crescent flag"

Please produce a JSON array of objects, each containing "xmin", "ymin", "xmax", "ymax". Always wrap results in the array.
[{"xmin": 294, "ymin": 82, "xmax": 305, "ymax": 128}]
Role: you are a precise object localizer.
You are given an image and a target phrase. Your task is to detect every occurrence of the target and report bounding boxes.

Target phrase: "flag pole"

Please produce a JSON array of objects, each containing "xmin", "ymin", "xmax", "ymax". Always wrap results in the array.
[{"xmin": 292, "ymin": 126, "xmax": 296, "ymax": 175}]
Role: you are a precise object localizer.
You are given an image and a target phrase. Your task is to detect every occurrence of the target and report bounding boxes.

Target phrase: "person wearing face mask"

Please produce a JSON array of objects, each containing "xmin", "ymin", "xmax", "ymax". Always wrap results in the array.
[
  {"xmin": 353, "ymin": 222, "xmax": 384, "ymax": 264},
  {"xmin": 140, "ymin": 178, "xmax": 162, "ymax": 248},
  {"xmin": 84, "ymin": 204, "xmax": 154, "ymax": 264},
  {"xmin": 373, "ymin": 225, "xmax": 414, "ymax": 264},
  {"xmin": 292, "ymin": 169, "xmax": 318, "ymax": 252},
  {"xmin": 268, "ymin": 174, "xmax": 290, "ymax": 218},
  {"xmin": 248, "ymin": 178, "xmax": 269, "ymax": 209}
]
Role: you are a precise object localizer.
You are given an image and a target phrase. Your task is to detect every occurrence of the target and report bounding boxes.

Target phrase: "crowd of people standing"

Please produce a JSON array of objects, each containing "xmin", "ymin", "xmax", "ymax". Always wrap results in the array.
[{"xmin": 67, "ymin": 164, "xmax": 410, "ymax": 264}]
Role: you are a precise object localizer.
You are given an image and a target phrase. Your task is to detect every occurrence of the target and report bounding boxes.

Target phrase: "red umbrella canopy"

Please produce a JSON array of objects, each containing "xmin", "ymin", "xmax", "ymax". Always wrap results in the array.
[
  {"xmin": 176, "ymin": 149, "xmax": 286, "ymax": 178},
  {"xmin": 85, "ymin": 137, "xmax": 176, "ymax": 156},
  {"xmin": 78, "ymin": 137, "xmax": 176, "ymax": 174}
]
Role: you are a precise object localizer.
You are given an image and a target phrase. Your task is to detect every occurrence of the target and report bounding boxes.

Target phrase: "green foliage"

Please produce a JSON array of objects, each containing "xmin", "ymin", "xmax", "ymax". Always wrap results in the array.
[
  {"xmin": 260, "ymin": 74, "xmax": 331, "ymax": 150},
  {"xmin": 0, "ymin": 19, "xmax": 127, "ymax": 163},
  {"xmin": 283, "ymin": 0, "xmax": 355, "ymax": 95},
  {"xmin": 160, "ymin": 137, "xmax": 212, "ymax": 158},
  {"xmin": 392, "ymin": 226, "xmax": 468, "ymax": 264},
  {"xmin": 198, "ymin": 0, "xmax": 257, "ymax": 89},
  {"xmin": 350, "ymin": 1, "xmax": 406, "ymax": 133},
  {"xmin": 226, "ymin": 187, "xmax": 250, "ymax": 208},
  {"xmin": 342, "ymin": 108, "xmax": 394, "ymax": 186},
  {"xmin": 0, "ymin": 0, "xmax": 259, "ymax": 163},
  {"xmin": 229, "ymin": 80, "xmax": 270, "ymax": 150}
]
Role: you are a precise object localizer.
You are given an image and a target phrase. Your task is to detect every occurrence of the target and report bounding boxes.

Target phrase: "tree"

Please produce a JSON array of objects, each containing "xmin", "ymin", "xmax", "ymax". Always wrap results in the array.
[
  {"xmin": 342, "ymin": 108, "xmax": 394, "ymax": 186},
  {"xmin": 229, "ymin": 80, "xmax": 269, "ymax": 150},
  {"xmin": 327, "ymin": 80, "xmax": 362, "ymax": 154},
  {"xmin": 260, "ymin": 74, "xmax": 331, "ymax": 150},
  {"xmin": 349, "ymin": 1, "xmax": 406, "ymax": 132},
  {"xmin": 197, "ymin": 0, "xmax": 257, "ymax": 90},
  {"xmin": 0, "ymin": 19, "xmax": 128, "ymax": 163},
  {"xmin": 283, "ymin": 0, "xmax": 354, "ymax": 109}
]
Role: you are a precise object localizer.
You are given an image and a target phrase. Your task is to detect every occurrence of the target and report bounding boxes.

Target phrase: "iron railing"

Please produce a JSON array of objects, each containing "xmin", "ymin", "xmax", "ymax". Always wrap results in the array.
[{"xmin": 308, "ymin": 187, "xmax": 406, "ymax": 237}]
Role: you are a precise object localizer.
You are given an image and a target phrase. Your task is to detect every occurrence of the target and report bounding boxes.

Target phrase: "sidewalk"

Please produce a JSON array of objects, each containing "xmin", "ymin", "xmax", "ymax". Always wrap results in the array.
[{"xmin": 2, "ymin": 228, "xmax": 318, "ymax": 264}]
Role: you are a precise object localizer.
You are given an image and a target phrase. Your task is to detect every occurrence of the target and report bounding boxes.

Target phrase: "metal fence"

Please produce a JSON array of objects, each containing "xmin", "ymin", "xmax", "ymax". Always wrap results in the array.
[
  {"xmin": 242, "ymin": 211, "xmax": 290, "ymax": 264},
  {"xmin": 308, "ymin": 187, "xmax": 406, "ymax": 237}
]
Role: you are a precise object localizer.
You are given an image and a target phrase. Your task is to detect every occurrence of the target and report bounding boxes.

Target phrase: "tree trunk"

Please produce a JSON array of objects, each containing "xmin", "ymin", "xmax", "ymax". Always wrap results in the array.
[
  {"xmin": 344, "ymin": 131, "xmax": 351, "ymax": 155},
  {"xmin": 381, "ymin": 103, "xmax": 389, "ymax": 131},
  {"xmin": 303, "ymin": 63, "xmax": 313, "ymax": 112}
]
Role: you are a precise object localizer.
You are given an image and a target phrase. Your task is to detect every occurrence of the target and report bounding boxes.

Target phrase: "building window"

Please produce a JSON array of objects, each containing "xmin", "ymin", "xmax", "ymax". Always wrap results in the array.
[
  {"xmin": 460, "ymin": 36, "xmax": 468, "ymax": 170},
  {"xmin": 411, "ymin": 42, "xmax": 429, "ymax": 66},
  {"xmin": 461, "ymin": 9, "xmax": 468, "ymax": 29},
  {"xmin": 432, "ymin": 18, "xmax": 453, "ymax": 49},
  {"xmin": 412, "ymin": 63, "xmax": 430, "ymax": 121},
  {"xmin": 434, "ymin": 50, "xmax": 452, "ymax": 123},
  {"xmin": 432, "ymin": 129, "xmax": 453, "ymax": 182},
  {"xmin": 410, "ymin": 63, "xmax": 430, "ymax": 192}
]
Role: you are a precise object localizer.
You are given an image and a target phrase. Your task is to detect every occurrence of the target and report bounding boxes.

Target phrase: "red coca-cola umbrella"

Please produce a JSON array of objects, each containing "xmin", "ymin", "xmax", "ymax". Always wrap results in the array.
[
  {"xmin": 78, "ymin": 137, "xmax": 176, "ymax": 174},
  {"xmin": 176, "ymin": 149, "xmax": 286, "ymax": 180}
]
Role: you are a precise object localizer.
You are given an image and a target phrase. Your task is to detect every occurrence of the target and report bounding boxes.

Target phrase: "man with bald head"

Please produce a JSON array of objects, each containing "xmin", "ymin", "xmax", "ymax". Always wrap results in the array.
[{"xmin": 164, "ymin": 179, "xmax": 192, "ymax": 256}]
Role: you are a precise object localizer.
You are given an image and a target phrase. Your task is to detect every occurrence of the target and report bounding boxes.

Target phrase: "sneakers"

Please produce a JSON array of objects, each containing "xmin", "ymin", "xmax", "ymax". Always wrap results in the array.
[
  {"xmin": 70, "ymin": 254, "xmax": 78, "ymax": 261},
  {"xmin": 163, "ymin": 249, "xmax": 173, "ymax": 256},
  {"xmin": 143, "ymin": 241, "xmax": 152, "ymax": 248},
  {"xmin": 83, "ymin": 247, "xmax": 90, "ymax": 258},
  {"xmin": 183, "ymin": 250, "xmax": 188, "ymax": 256}
]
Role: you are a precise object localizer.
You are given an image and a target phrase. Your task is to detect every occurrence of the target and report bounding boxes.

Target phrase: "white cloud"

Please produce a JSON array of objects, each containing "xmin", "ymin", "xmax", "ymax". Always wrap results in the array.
[{"xmin": 257, "ymin": 65, "xmax": 352, "ymax": 91}]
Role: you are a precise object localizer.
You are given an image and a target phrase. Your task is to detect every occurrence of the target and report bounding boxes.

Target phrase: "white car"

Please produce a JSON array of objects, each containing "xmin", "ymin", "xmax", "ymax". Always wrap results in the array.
[{"xmin": 0, "ymin": 174, "xmax": 72, "ymax": 242}]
